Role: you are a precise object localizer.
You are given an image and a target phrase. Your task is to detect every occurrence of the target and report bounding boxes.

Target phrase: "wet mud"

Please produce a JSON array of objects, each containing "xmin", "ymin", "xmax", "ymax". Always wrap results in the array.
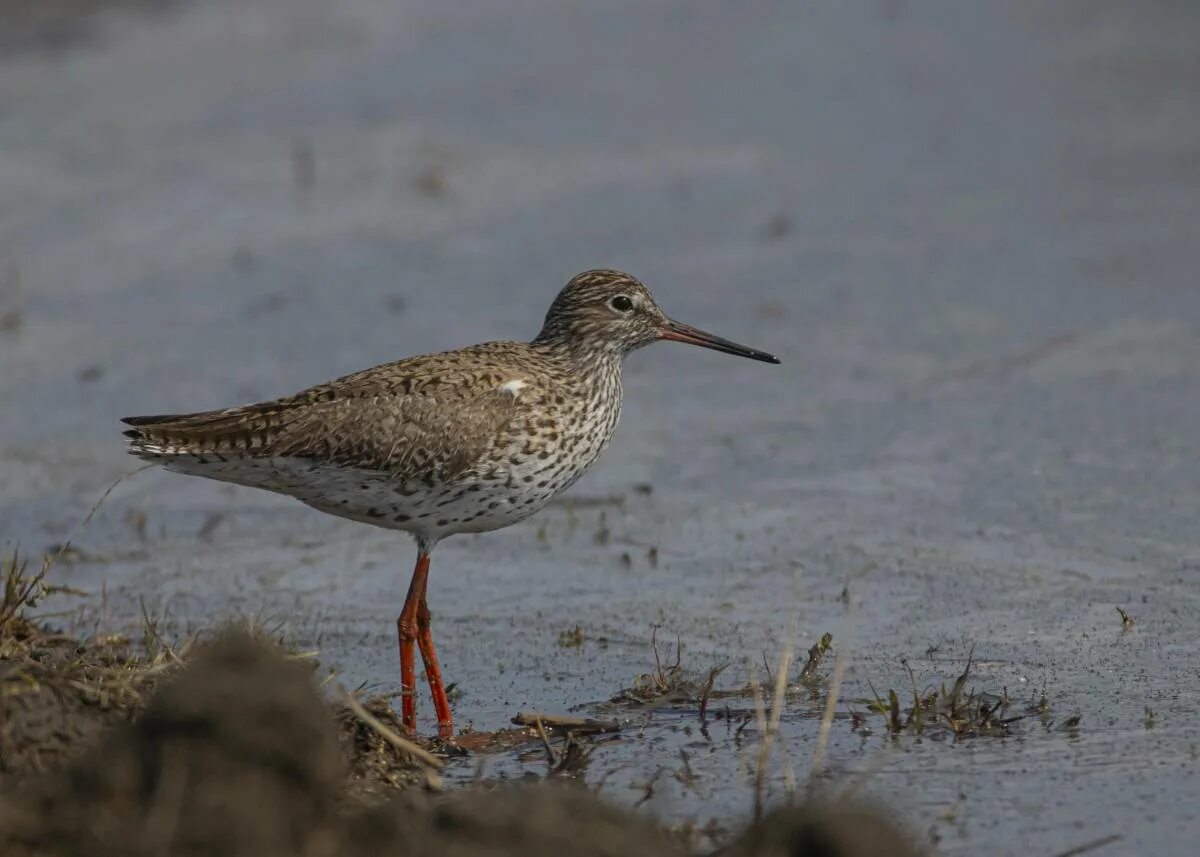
[{"xmin": 3, "ymin": 0, "xmax": 1200, "ymax": 854}]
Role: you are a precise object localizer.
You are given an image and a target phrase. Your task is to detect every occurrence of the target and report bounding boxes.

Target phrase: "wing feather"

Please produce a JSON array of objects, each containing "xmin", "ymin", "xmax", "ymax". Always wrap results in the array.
[{"xmin": 122, "ymin": 347, "xmax": 534, "ymax": 482}]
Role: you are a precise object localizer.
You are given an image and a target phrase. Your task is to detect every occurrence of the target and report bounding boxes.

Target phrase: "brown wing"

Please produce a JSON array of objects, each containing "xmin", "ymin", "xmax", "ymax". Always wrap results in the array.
[{"xmin": 123, "ymin": 346, "xmax": 535, "ymax": 482}]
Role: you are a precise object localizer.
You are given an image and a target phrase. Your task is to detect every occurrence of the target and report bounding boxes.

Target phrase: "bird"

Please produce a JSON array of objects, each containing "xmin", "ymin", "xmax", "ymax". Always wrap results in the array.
[{"xmin": 122, "ymin": 269, "xmax": 779, "ymax": 739}]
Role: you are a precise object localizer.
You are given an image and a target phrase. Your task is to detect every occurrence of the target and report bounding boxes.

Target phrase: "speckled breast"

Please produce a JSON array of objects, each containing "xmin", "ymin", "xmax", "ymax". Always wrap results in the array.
[
  {"xmin": 273, "ymin": 368, "xmax": 623, "ymax": 542},
  {"xmin": 410, "ymin": 369, "xmax": 623, "ymax": 539}
]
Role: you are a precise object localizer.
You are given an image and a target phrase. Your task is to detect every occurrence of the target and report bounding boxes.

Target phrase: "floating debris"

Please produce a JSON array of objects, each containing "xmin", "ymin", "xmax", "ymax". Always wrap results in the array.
[
  {"xmin": 798, "ymin": 632, "xmax": 833, "ymax": 682},
  {"xmin": 556, "ymin": 625, "xmax": 585, "ymax": 648}
]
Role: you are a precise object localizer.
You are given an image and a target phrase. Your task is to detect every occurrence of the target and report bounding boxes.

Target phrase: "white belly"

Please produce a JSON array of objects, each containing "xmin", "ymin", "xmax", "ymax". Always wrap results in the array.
[{"xmin": 156, "ymin": 449, "xmax": 594, "ymax": 543}]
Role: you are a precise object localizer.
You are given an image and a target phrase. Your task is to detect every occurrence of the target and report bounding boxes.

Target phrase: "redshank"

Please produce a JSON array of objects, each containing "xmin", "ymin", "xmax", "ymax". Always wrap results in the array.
[{"xmin": 122, "ymin": 270, "xmax": 778, "ymax": 738}]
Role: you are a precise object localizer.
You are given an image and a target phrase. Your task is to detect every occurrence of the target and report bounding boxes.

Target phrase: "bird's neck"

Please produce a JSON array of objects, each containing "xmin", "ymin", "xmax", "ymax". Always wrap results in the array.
[{"xmin": 530, "ymin": 334, "xmax": 624, "ymax": 385}]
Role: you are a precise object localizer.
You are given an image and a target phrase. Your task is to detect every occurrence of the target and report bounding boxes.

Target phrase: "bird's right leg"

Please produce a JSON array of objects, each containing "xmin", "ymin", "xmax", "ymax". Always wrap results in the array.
[
  {"xmin": 416, "ymin": 590, "xmax": 454, "ymax": 739},
  {"xmin": 397, "ymin": 552, "xmax": 431, "ymax": 735}
]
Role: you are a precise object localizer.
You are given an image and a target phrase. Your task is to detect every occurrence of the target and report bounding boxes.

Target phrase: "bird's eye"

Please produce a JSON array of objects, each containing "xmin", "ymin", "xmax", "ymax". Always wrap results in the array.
[{"xmin": 610, "ymin": 295, "xmax": 634, "ymax": 313}]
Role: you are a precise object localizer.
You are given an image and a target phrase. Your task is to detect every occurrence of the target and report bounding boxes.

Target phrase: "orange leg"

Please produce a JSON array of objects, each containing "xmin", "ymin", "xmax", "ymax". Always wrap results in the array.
[
  {"xmin": 417, "ymin": 592, "xmax": 454, "ymax": 738},
  {"xmin": 396, "ymin": 552, "xmax": 430, "ymax": 735}
]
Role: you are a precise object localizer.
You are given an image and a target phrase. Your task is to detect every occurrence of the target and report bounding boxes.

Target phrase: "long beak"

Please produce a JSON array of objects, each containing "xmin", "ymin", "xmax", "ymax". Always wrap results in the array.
[{"xmin": 659, "ymin": 319, "xmax": 780, "ymax": 364}]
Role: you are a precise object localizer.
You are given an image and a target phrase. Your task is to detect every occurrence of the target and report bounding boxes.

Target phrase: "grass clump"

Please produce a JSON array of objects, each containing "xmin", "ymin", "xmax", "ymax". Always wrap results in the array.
[{"xmin": 853, "ymin": 649, "xmax": 1076, "ymax": 740}]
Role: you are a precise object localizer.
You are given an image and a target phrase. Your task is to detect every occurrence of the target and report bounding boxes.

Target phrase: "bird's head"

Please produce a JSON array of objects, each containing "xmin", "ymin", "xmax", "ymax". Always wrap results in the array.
[{"xmin": 535, "ymin": 269, "xmax": 780, "ymax": 365}]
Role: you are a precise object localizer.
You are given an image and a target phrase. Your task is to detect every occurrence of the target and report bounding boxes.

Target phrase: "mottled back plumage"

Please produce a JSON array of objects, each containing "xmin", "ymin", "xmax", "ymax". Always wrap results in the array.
[{"xmin": 123, "ymin": 270, "xmax": 669, "ymax": 546}]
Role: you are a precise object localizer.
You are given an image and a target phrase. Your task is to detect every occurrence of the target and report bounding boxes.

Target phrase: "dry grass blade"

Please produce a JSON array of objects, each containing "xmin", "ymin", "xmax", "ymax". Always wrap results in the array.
[
  {"xmin": 750, "ymin": 668, "xmax": 769, "ymax": 822},
  {"xmin": 768, "ymin": 643, "xmax": 796, "ymax": 798},
  {"xmin": 43, "ymin": 465, "xmax": 154, "ymax": 575},
  {"xmin": 751, "ymin": 641, "xmax": 795, "ymax": 822},
  {"xmin": 2, "ymin": 550, "xmax": 87, "ymax": 641},
  {"xmin": 1, "ymin": 550, "xmax": 40, "ymax": 635},
  {"xmin": 342, "ymin": 692, "xmax": 444, "ymax": 772},
  {"xmin": 1, "ymin": 467, "xmax": 149, "ymax": 644},
  {"xmin": 645, "ymin": 625, "xmax": 683, "ymax": 694},
  {"xmin": 808, "ymin": 647, "xmax": 846, "ymax": 778}
]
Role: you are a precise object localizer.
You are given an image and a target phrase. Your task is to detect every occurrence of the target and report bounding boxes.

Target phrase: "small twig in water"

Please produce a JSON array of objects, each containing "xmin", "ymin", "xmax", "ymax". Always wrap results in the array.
[{"xmin": 512, "ymin": 712, "xmax": 620, "ymax": 734}]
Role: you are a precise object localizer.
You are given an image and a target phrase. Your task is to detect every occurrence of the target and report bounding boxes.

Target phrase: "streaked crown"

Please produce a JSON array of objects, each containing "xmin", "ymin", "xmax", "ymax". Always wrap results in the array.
[{"xmin": 533, "ymin": 269, "xmax": 667, "ymax": 357}]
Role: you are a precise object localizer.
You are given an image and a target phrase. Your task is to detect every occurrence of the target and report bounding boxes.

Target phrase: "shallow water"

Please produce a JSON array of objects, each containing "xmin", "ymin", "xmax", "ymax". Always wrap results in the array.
[{"xmin": 2, "ymin": 1, "xmax": 1199, "ymax": 853}]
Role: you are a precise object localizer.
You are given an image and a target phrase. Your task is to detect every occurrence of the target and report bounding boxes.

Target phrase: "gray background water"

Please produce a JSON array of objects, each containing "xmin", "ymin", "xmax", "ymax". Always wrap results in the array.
[{"xmin": 2, "ymin": 1, "xmax": 1199, "ymax": 853}]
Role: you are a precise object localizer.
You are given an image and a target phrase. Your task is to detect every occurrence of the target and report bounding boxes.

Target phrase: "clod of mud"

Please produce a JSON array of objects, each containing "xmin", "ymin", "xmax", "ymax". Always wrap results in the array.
[
  {"xmin": 0, "ymin": 631, "xmax": 349, "ymax": 856},
  {"xmin": 725, "ymin": 803, "xmax": 923, "ymax": 857}
]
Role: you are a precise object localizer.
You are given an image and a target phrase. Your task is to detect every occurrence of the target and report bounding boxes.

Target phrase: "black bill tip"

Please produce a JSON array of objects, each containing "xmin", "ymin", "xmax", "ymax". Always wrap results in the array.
[{"xmin": 660, "ymin": 319, "xmax": 780, "ymax": 364}]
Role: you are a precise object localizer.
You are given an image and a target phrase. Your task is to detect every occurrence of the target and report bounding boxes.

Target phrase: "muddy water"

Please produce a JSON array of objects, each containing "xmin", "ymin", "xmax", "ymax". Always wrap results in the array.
[{"xmin": 2, "ymin": 1, "xmax": 1199, "ymax": 853}]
